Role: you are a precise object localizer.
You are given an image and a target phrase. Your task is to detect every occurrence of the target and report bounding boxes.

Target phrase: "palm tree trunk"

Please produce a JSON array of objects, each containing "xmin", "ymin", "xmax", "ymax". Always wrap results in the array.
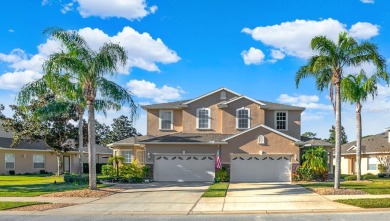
[
  {"xmin": 356, "ymin": 102, "xmax": 362, "ymax": 181},
  {"xmin": 78, "ymin": 111, "xmax": 84, "ymax": 174},
  {"xmin": 87, "ymin": 100, "xmax": 97, "ymax": 190},
  {"xmin": 334, "ymin": 81, "xmax": 342, "ymax": 189}
]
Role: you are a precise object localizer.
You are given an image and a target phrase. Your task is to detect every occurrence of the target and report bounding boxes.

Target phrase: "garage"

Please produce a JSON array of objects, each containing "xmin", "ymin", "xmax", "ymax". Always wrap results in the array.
[
  {"xmin": 230, "ymin": 154, "xmax": 291, "ymax": 182},
  {"xmin": 153, "ymin": 154, "xmax": 215, "ymax": 182}
]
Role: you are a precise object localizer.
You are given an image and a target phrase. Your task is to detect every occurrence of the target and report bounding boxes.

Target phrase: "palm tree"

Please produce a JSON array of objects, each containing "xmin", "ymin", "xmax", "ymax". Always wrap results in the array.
[
  {"xmin": 42, "ymin": 27, "xmax": 137, "ymax": 189},
  {"xmin": 341, "ymin": 70, "xmax": 389, "ymax": 181},
  {"xmin": 296, "ymin": 32, "xmax": 386, "ymax": 189}
]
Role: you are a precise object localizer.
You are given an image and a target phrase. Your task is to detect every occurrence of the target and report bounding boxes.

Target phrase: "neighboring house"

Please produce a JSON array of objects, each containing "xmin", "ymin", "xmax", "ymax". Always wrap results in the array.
[
  {"xmin": 300, "ymin": 137, "xmax": 334, "ymax": 175},
  {"xmin": 341, "ymin": 129, "xmax": 390, "ymax": 175},
  {"xmin": 0, "ymin": 124, "xmax": 112, "ymax": 175},
  {"xmin": 108, "ymin": 88, "xmax": 306, "ymax": 182}
]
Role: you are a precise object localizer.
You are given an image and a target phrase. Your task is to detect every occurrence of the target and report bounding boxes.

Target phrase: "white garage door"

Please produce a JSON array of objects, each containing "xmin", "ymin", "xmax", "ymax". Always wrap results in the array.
[
  {"xmin": 154, "ymin": 155, "xmax": 215, "ymax": 182},
  {"xmin": 230, "ymin": 155, "xmax": 291, "ymax": 182}
]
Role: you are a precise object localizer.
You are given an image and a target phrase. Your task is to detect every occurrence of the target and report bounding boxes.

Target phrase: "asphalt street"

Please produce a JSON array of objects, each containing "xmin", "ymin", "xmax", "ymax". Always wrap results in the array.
[{"xmin": 1, "ymin": 211, "xmax": 390, "ymax": 221}]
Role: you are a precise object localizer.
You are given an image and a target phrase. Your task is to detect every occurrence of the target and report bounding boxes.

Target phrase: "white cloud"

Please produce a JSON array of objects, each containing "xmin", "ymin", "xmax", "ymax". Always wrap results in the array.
[
  {"xmin": 0, "ymin": 70, "xmax": 43, "ymax": 91},
  {"xmin": 363, "ymin": 84, "xmax": 390, "ymax": 113},
  {"xmin": 241, "ymin": 47, "xmax": 265, "ymax": 65},
  {"xmin": 243, "ymin": 18, "xmax": 379, "ymax": 59},
  {"xmin": 127, "ymin": 79, "xmax": 184, "ymax": 103},
  {"xmin": 41, "ymin": 0, "xmax": 49, "ymax": 6},
  {"xmin": 360, "ymin": 0, "xmax": 374, "ymax": 3},
  {"xmin": 349, "ymin": 22, "xmax": 379, "ymax": 39},
  {"xmin": 61, "ymin": 2, "xmax": 74, "ymax": 14},
  {"xmin": 75, "ymin": 0, "xmax": 157, "ymax": 21},
  {"xmin": 271, "ymin": 49, "xmax": 285, "ymax": 60},
  {"xmin": 277, "ymin": 93, "xmax": 333, "ymax": 110},
  {"xmin": 8, "ymin": 29, "xmax": 14, "ymax": 33}
]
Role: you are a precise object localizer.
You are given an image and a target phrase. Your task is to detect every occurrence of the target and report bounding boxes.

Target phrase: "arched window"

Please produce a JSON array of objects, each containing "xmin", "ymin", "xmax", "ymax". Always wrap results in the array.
[
  {"xmin": 220, "ymin": 91, "xmax": 227, "ymax": 100},
  {"xmin": 258, "ymin": 135, "xmax": 265, "ymax": 145}
]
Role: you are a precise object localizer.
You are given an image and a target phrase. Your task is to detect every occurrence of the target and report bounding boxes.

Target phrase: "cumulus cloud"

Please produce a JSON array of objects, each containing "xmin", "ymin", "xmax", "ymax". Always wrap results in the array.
[
  {"xmin": 241, "ymin": 47, "xmax": 265, "ymax": 65},
  {"xmin": 277, "ymin": 94, "xmax": 333, "ymax": 110},
  {"xmin": 127, "ymin": 79, "xmax": 184, "ymax": 103},
  {"xmin": 75, "ymin": 0, "xmax": 157, "ymax": 21},
  {"xmin": 242, "ymin": 18, "xmax": 379, "ymax": 59},
  {"xmin": 363, "ymin": 84, "xmax": 390, "ymax": 113},
  {"xmin": 360, "ymin": 0, "xmax": 374, "ymax": 3},
  {"xmin": 61, "ymin": 2, "xmax": 74, "ymax": 14},
  {"xmin": 8, "ymin": 29, "xmax": 14, "ymax": 33},
  {"xmin": 271, "ymin": 49, "xmax": 285, "ymax": 60},
  {"xmin": 0, "ymin": 70, "xmax": 43, "ymax": 91}
]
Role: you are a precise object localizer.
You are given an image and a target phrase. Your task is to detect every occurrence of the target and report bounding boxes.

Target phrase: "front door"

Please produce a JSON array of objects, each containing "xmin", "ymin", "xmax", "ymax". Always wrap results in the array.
[
  {"xmin": 351, "ymin": 158, "xmax": 356, "ymax": 174},
  {"xmin": 63, "ymin": 156, "xmax": 70, "ymax": 173}
]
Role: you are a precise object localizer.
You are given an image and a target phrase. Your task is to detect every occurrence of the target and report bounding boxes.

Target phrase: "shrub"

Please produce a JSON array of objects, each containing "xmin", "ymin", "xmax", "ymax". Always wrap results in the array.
[
  {"xmin": 142, "ymin": 165, "xmax": 150, "ymax": 179},
  {"xmin": 294, "ymin": 167, "xmax": 314, "ymax": 181},
  {"xmin": 344, "ymin": 175, "xmax": 357, "ymax": 181},
  {"xmin": 39, "ymin": 170, "xmax": 49, "ymax": 174},
  {"xmin": 101, "ymin": 165, "xmax": 116, "ymax": 179},
  {"xmin": 378, "ymin": 173, "xmax": 387, "ymax": 178},
  {"xmin": 363, "ymin": 174, "xmax": 378, "ymax": 180},
  {"xmin": 8, "ymin": 170, "xmax": 15, "ymax": 175},
  {"xmin": 118, "ymin": 160, "xmax": 145, "ymax": 183},
  {"xmin": 64, "ymin": 173, "xmax": 88, "ymax": 184},
  {"xmin": 215, "ymin": 167, "xmax": 229, "ymax": 182},
  {"xmin": 378, "ymin": 164, "xmax": 388, "ymax": 173}
]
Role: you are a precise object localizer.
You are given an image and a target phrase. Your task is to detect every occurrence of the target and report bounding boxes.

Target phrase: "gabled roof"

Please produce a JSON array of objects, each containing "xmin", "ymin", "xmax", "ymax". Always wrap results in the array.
[
  {"xmin": 182, "ymin": 88, "xmax": 241, "ymax": 105},
  {"xmin": 302, "ymin": 139, "xmax": 334, "ymax": 147},
  {"xmin": 258, "ymin": 100, "xmax": 305, "ymax": 111},
  {"xmin": 0, "ymin": 137, "xmax": 52, "ymax": 151},
  {"xmin": 107, "ymin": 135, "xmax": 153, "ymax": 146},
  {"xmin": 139, "ymin": 133, "xmax": 231, "ymax": 144},
  {"xmin": 221, "ymin": 96, "xmax": 265, "ymax": 106},
  {"xmin": 341, "ymin": 132, "xmax": 390, "ymax": 155},
  {"xmin": 222, "ymin": 124, "xmax": 300, "ymax": 142},
  {"xmin": 141, "ymin": 100, "xmax": 190, "ymax": 110}
]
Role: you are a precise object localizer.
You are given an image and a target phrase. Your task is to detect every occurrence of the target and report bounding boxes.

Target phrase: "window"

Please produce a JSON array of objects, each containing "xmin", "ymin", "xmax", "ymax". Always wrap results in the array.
[
  {"xmin": 122, "ymin": 150, "xmax": 133, "ymax": 163},
  {"xmin": 159, "ymin": 110, "xmax": 173, "ymax": 130},
  {"xmin": 275, "ymin": 111, "xmax": 288, "ymax": 130},
  {"xmin": 368, "ymin": 157, "xmax": 377, "ymax": 170},
  {"xmin": 220, "ymin": 91, "xmax": 227, "ymax": 100},
  {"xmin": 197, "ymin": 108, "xmax": 211, "ymax": 129},
  {"xmin": 236, "ymin": 108, "xmax": 250, "ymax": 129},
  {"xmin": 5, "ymin": 153, "xmax": 15, "ymax": 169},
  {"xmin": 33, "ymin": 154, "xmax": 45, "ymax": 169},
  {"xmin": 258, "ymin": 135, "xmax": 265, "ymax": 145},
  {"xmin": 137, "ymin": 150, "xmax": 145, "ymax": 164}
]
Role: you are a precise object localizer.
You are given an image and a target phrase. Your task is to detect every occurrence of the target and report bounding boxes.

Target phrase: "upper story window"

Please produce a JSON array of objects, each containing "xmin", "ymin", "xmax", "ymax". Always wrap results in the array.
[
  {"xmin": 236, "ymin": 108, "xmax": 250, "ymax": 129},
  {"xmin": 159, "ymin": 110, "xmax": 173, "ymax": 130},
  {"xmin": 275, "ymin": 111, "xmax": 288, "ymax": 130},
  {"xmin": 5, "ymin": 153, "xmax": 15, "ymax": 169},
  {"xmin": 197, "ymin": 108, "xmax": 211, "ymax": 129}
]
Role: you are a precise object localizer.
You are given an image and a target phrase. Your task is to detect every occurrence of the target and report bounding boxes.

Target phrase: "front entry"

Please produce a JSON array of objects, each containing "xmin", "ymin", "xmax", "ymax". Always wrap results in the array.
[
  {"xmin": 230, "ymin": 154, "xmax": 291, "ymax": 182},
  {"xmin": 63, "ymin": 156, "xmax": 70, "ymax": 173}
]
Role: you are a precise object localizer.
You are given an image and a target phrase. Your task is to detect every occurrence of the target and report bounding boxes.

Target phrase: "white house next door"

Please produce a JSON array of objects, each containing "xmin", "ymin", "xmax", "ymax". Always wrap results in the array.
[
  {"xmin": 153, "ymin": 154, "xmax": 215, "ymax": 182},
  {"xmin": 230, "ymin": 154, "xmax": 291, "ymax": 182}
]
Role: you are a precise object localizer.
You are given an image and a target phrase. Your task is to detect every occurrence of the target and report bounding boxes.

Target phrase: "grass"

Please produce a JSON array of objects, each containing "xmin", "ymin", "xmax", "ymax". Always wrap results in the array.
[
  {"xmin": 0, "ymin": 174, "xmax": 106, "ymax": 197},
  {"xmin": 299, "ymin": 178, "xmax": 390, "ymax": 194},
  {"xmin": 202, "ymin": 182, "xmax": 229, "ymax": 197},
  {"xmin": 335, "ymin": 198, "xmax": 390, "ymax": 208},
  {"xmin": 0, "ymin": 201, "xmax": 46, "ymax": 210}
]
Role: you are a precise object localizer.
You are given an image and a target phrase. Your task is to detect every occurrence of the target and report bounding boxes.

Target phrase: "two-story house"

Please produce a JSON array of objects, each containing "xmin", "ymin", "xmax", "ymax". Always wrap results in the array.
[{"xmin": 108, "ymin": 88, "xmax": 305, "ymax": 182}]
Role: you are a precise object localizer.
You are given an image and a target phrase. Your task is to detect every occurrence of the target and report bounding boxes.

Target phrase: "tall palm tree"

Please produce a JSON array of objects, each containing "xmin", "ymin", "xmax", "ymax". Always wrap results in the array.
[
  {"xmin": 42, "ymin": 27, "xmax": 136, "ymax": 189},
  {"xmin": 296, "ymin": 32, "xmax": 386, "ymax": 189},
  {"xmin": 341, "ymin": 70, "xmax": 389, "ymax": 181}
]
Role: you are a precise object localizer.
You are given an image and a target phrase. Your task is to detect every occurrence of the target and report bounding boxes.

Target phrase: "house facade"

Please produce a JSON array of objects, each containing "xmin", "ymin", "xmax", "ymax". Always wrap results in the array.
[
  {"xmin": 109, "ymin": 88, "xmax": 306, "ymax": 182},
  {"xmin": 341, "ymin": 129, "xmax": 390, "ymax": 175}
]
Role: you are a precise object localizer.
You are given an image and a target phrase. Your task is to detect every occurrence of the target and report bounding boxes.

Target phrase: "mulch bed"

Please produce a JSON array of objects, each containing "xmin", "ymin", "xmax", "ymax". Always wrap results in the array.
[
  {"xmin": 8, "ymin": 203, "xmax": 76, "ymax": 211},
  {"xmin": 40, "ymin": 188, "xmax": 124, "ymax": 198},
  {"xmin": 309, "ymin": 187, "xmax": 367, "ymax": 195}
]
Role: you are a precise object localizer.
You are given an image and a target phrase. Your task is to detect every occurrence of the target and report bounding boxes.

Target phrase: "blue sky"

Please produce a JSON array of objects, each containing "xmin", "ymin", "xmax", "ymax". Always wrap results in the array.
[{"xmin": 0, "ymin": 0, "xmax": 389, "ymax": 140}]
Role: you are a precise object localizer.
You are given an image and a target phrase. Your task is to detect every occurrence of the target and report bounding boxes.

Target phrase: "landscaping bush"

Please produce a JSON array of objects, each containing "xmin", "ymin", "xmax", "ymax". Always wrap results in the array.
[
  {"xmin": 8, "ymin": 170, "xmax": 15, "ymax": 175},
  {"xmin": 378, "ymin": 173, "xmax": 387, "ymax": 178},
  {"xmin": 101, "ymin": 165, "xmax": 116, "ymax": 180},
  {"xmin": 215, "ymin": 167, "xmax": 229, "ymax": 182},
  {"xmin": 294, "ymin": 167, "xmax": 314, "ymax": 181},
  {"xmin": 378, "ymin": 164, "xmax": 388, "ymax": 173},
  {"xmin": 344, "ymin": 175, "xmax": 357, "ymax": 181},
  {"xmin": 39, "ymin": 170, "xmax": 50, "ymax": 175},
  {"xmin": 64, "ymin": 173, "xmax": 88, "ymax": 184},
  {"xmin": 118, "ymin": 160, "xmax": 145, "ymax": 183},
  {"xmin": 363, "ymin": 174, "xmax": 378, "ymax": 180},
  {"xmin": 83, "ymin": 163, "xmax": 107, "ymax": 174}
]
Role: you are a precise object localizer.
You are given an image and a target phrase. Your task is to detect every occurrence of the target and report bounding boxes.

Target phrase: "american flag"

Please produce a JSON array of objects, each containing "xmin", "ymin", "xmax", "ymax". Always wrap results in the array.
[{"xmin": 215, "ymin": 150, "xmax": 221, "ymax": 169}]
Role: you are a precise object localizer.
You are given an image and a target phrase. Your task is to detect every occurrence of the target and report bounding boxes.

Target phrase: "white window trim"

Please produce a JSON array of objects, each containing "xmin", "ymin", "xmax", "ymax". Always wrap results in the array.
[
  {"xmin": 196, "ymin": 108, "xmax": 211, "ymax": 130},
  {"xmin": 274, "ymin": 111, "xmax": 288, "ymax": 131},
  {"xmin": 159, "ymin": 110, "xmax": 173, "ymax": 130},
  {"xmin": 5, "ymin": 153, "xmax": 15, "ymax": 170},
  {"xmin": 258, "ymin": 135, "xmax": 265, "ymax": 145},
  {"xmin": 122, "ymin": 150, "xmax": 133, "ymax": 164},
  {"xmin": 236, "ymin": 107, "xmax": 251, "ymax": 129},
  {"xmin": 137, "ymin": 150, "xmax": 145, "ymax": 164},
  {"xmin": 33, "ymin": 154, "xmax": 45, "ymax": 169},
  {"xmin": 367, "ymin": 157, "xmax": 377, "ymax": 171}
]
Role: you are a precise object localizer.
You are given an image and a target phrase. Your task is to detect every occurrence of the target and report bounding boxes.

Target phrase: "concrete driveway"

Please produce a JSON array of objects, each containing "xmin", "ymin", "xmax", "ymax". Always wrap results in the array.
[
  {"xmin": 193, "ymin": 182, "xmax": 358, "ymax": 213},
  {"xmin": 41, "ymin": 182, "xmax": 211, "ymax": 215}
]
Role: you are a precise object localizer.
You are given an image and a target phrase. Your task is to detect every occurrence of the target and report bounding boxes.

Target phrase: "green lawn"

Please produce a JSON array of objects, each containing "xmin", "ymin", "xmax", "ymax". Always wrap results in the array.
[
  {"xmin": 335, "ymin": 198, "xmax": 390, "ymax": 208},
  {"xmin": 0, "ymin": 174, "xmax": 105, "ymax": 197},
  {"xmin": 299, "ymin": 178, "xmax": 390, "ymax": 194},
  {"xmin": 0, "ymin": 201, "xmax": 46, "ymax": 210},
  {"xmin": 202, "ymin": 183, "xmax": 229, "ymax": 197}
]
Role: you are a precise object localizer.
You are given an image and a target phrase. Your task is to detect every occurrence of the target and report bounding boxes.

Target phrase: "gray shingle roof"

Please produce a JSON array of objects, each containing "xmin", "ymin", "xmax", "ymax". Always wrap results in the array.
[
  {"xmin": 82, "ymin": 144, "xmax": 113, "ymax": 154},
  {"xmin": 139, "ymin": 133, "xmax": 233, "ymax": 143},
  {"xmin": 141, "ymin": 100, "xmax": 190, "ymax": 110},
  {"xmin": 113, "ymin": 136, "xmax": 154, "ymax": 145},
  {"xmin": 0, "ymin": 137, "xmax": 52, "ymax": 151},
  {"xmin": 303, "ymin": 139, "xmax": 334, "ymax": 147},
  {"xmin": 342, "ymin": 132, "xmax": 390, "ymax": 155}
]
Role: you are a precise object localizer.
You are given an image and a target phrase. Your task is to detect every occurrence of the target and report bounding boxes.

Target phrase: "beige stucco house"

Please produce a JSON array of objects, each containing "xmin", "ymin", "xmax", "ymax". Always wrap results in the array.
[
  {"xmin": 0, "ymin": 124, "xmax": 112, "ymax": 175},
  {"xmin": 109, "ymin": 88, "xmax": 307, "ymax": 182},
  {"xmin": 341, "ymin": 129, "xmax": 390, "ymax": 175}
]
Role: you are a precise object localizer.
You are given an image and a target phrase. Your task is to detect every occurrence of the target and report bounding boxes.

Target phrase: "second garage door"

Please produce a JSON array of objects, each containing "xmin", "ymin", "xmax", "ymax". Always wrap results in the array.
[
  {"xmin": 154, "ymin": 154, "xmax": 215, "ymax": 182},
  {"xmin": 230, "ymin": 154, "xmax": 291, "ymax": 182}
]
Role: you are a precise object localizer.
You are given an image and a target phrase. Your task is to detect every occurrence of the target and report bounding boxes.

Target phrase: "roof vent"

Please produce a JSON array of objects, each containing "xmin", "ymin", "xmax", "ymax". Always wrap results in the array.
[{"xmin": 220, "ymin": 91, "xmax": 227, "ymax": 100}]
